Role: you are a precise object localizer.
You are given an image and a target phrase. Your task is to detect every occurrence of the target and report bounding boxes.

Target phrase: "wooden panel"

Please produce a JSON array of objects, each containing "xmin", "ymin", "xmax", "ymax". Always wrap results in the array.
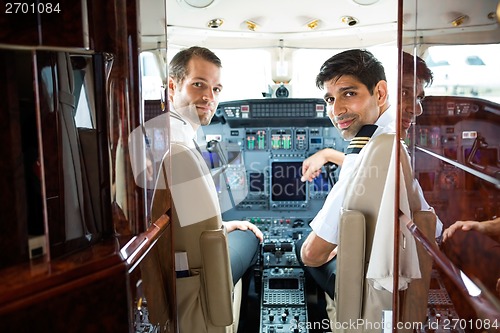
[
  {"xmin": 0, "ymin": 0, "xmax": 88, "ymax": 48},
  {"xmin": 0, "ymin": 240, "xmax": 129, "ymax": 331},
  {"xmin": 85, "ymin": 0, "xmax": 107, "ymax": 52},
  {"xmin": 0, "ymin": 239, "xmax": 122, "ymax": 307},
  {"xmin": 0, "ymin": 216, "xmax": 174, "ymax": 333},
  {"xmin": 0, "ymin": 51, "xmax": 30, "ymax": 268},
  {"xmin": 40, "ymin": 0, "xmax": 89, "ymax": 48},
  {"xmin": 0, "ymin": 0, "xmax": 39, "ymax": 46},
  {"xmin": 0, "ymin": 1, "xmax": 172, "ymax": 332}
]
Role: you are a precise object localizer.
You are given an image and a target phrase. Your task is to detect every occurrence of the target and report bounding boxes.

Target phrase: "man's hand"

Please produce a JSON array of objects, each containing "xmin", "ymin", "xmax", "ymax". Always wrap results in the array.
[
  {"xmin": 301, "ymin": 154, "xmax": 323, "ymax": 182},
  {"xmin": 442, "ymin": 218, "xmax": 500, "ymax": 243},
  {"xmin": 442, "ymin": 220, "xmax": 481, "ymax": 242},
  {"xmin": 301, "ymin": 148, "xmax": 345, "ymax": 182},
  {"xmin": 223, "ymin": 220, "xmax": 264, "ymax": 242}
]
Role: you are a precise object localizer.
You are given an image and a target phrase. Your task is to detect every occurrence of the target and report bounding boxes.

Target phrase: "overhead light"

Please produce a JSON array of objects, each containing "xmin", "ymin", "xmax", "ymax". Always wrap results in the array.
[
  {"xmin": 497, "ymin": 1, "xmax": 500, "ymax": 23},
  {"xmin": 207, "ymin": 18, "xmax": 224, "ymax": 29},
  {"xmin": 240, "ymin": 17, "xmax": 265, "ymax": 31},
  {"xmin": 306, "ymin": 19, "xmax": 321, "ymax": 30},
  {"xmin": 451, "ymin": 14, "xmax": 469, "ymax": 27},
  {"xmin": 341, "ymin": 16, "xmax": 359, "ymax": 26},
  {"xmin": 297, "ymin": 16, "xmax": 322, "ymax": 31},
  {"xmin": 351, "ymin": 0, "xmax": 380, "ymax": 5},
  {"xmin": 177, "ymin": 0, "xmax": 219, "ymax": 9},
  {"xmin": 446, "ymin": 12, "xmax": 469, "ymax": 27},
  {"xmin": 244, "ymin": 20, "xmax": 259, "ymax": 31}
]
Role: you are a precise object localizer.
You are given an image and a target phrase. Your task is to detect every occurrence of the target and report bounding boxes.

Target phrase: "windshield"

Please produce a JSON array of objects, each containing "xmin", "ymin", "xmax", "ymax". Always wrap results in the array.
[
  {"xmin": 424, "ymin": 44, "xmax": 500, "ymax": 104},
  {"xmin": 146, "ymin": 45, "xmax": 399, "ymax": 103}
]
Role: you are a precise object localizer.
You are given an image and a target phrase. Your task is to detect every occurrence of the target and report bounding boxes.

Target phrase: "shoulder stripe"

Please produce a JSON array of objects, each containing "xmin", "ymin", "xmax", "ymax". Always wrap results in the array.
[{"xmin": 345, "ymin": 124, "xmax": 378, "ymax": 154}]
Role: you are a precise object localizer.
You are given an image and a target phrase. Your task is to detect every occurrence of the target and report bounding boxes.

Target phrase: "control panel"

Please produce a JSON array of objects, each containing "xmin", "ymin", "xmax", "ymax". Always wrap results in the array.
[
  {"xmin": 253, "ymin": 217, "xmax": 310, "ymax": 268},
  {"xmin": 200, "ymin": 98, "xmax": 347, "ymax": 221},
  {"xmin": 260, "ymin": 268, "xmax": 308, "ymax": 333}
]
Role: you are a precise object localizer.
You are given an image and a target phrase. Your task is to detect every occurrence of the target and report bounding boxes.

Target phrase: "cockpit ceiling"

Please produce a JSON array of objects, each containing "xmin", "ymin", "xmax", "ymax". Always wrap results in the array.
[{"xmin": 140, "ymin": 0, "xmax": 500, "ymax": 49}]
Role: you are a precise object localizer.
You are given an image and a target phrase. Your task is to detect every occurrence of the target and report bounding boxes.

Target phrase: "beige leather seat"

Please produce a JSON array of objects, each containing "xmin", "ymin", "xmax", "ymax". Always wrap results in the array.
[
  {"xmin": 327, "ymin": 133, "xmax": 436, "ymax": 332},
  {"xmin": 151, "ymin": 142, "xmax": 241, "ymax": 333}
]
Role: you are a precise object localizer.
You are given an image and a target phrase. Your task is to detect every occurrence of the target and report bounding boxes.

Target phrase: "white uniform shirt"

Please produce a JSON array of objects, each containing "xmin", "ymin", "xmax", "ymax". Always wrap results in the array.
[
  {"xmin": 310, "ymin": 107, "xmax": 442, "ymax": 244},
  {"xmin": 170, "ymin": 110, "xmax": 198, "ymax": 150},
  {"xmin": 310, "ymin": 108, "xmax": 396, "ymax": 244}
]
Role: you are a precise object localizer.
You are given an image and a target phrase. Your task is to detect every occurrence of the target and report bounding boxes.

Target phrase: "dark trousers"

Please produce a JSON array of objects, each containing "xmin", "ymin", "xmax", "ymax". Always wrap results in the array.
[
  {"xmin": 294, "ymin": 236, "xmax": 337, "ymax": 299},
  {"xmin": 228, "ymin": 229, "xmax": 259, "ymax": 285}
]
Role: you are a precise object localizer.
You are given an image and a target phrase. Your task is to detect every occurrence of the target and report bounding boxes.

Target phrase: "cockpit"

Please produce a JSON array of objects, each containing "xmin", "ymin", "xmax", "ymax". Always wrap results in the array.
[{"xmin": 0, "ymin": 0, "xmax": 499, "ymax": 332}]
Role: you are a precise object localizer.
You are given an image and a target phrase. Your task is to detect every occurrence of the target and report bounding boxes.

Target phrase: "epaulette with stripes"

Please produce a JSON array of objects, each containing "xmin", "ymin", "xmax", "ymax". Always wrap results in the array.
[{"xmin": 345, "ymin": 124, "xmax": 378, "ymax": 154}]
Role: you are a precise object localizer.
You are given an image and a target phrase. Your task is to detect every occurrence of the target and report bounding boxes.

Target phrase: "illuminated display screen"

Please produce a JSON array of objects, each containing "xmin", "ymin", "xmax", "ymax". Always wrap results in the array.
[
  {"xmin": 249, "ymin": 172, "xmax": 265, "ymax": 192},
  {"xmin": 270, "ymin": 161, "xmax": 306, "ymax": 202},
  {"xmin": 269, "ymin": 278, "xmax": 299, "ymax": 290},
  {"xmin": 313, "ymin": 172, "xmax": 330, "ymax": 192}
]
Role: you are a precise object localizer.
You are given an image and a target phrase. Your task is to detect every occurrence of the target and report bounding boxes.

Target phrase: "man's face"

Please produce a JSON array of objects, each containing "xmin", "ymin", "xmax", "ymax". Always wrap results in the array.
[
  {"xmin": 323, "ymin": 75, "xmax": 385, "ymax": 140},
  {"xmin": 401, "ymin": 75, "xmax": 425, "ymax": 137},
  {"xmin": 169, "ymin": 56, "xmax": 223, "ymax": 126}
]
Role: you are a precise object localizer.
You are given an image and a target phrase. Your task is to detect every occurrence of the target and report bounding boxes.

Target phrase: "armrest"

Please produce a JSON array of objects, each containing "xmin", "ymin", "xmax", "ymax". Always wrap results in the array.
[
  {"xmin": 200, "ymin": 227, "xmax": 234, "ymax": 327},
  {"xmin": 336, "ymin": 210, "xmax": 366, "ymax": 322}
]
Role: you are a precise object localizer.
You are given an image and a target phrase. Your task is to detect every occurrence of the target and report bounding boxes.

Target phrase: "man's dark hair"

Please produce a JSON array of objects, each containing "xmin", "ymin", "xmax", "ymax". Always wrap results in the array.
[
  {"xmin": 169, "ymin": 46, "xmax": 222, "ymax": 83},
  {"xmin": 315, "ymin": 49, "xmax": 386, "ymax": 94},
  {"xmin": 402, "ymin": 51, "xmax": 433, "ymax": 87}
]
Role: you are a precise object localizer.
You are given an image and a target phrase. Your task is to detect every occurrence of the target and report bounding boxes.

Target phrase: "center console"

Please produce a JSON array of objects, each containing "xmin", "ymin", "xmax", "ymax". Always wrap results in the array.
[{"xmin": 260, "ymin": 267, "xmax": 308, "ymax": 333}]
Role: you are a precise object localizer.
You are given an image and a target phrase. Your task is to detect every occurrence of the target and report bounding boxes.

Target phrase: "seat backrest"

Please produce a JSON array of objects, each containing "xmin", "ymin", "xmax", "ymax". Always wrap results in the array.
[
  {"xmin": 333, "ymin": 133, "xmax": 435, "ymax": 332},
  {"xmin": 152, "ymin": 142, "xmax": 235, "ymax": 333}
]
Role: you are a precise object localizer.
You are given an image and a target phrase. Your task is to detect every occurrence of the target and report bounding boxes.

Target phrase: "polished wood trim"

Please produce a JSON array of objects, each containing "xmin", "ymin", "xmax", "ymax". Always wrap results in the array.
[
  {"xmin": 0, "ymin": 237, "xmax": 125, "ymax": 310},
  {"xmin": 121, "ymin": 214, "xmax": 170, "ymax": 267},
  {"xmin": 407, "ymin": 220, "xmax": 500, "ymax": 323}
]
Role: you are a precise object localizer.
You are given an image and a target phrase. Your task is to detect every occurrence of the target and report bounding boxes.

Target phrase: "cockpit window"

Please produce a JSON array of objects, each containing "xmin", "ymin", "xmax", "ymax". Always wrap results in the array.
[
  {"xmin": 465, "ymin": 55, "xmax": 485, "ymax": 66},
  {"xmin": 425, "ymin": 44, "xmax": 500, "ymax": 103},
  {"xmin": 162, "ymin": 45, "xmax": 398, "ymax": 102}
]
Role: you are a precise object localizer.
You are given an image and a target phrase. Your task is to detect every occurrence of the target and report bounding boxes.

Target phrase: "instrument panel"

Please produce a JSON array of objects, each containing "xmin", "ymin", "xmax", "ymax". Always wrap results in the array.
[{"xmin": 201, "ymin": 98, "xmax": 347, "ymax": 223}]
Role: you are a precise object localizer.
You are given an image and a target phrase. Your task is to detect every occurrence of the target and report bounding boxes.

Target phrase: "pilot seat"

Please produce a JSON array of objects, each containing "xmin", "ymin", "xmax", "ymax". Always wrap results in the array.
[
  {"xmin": 328, "ymin": 133, "xmax": 437, "ymax": 332},
  {"xmin": 151, "ymin": 141, "xmax": 242, "ymax": 333}
]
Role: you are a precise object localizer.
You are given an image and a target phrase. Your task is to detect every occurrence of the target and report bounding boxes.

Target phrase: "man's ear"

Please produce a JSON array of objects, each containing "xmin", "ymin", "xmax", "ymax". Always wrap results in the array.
[
  {"xmin": 375, "ymin": 80, "xmax": 388, "ymax": 106},
  {"xmin": 168, "ymin": 77, "xmax": 176, "ymax": 91},
  {"xmin": 168, "ymin": 77, "xmax": 176, "ymax": 100}
]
